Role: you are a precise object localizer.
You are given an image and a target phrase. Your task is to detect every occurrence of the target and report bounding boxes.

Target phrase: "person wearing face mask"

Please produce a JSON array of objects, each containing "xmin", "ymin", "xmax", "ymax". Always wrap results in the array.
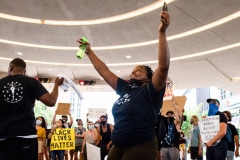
[
  {"xmin": 77, "ymin": 10, "xmax": 170, "ymax": 160},
  {"xmin": 73, "ymin": 119, "xmax": 86, "ymax": 160},
  {"xmin": 36, "ymin": 116, "xmax": 47, "ymax": 160},
  {"xmin": 205, "ymin": 98, "xmax": 228, "ymax": 160},
  {"xmin": 160, "ymin": 97, "xmax": 182, "ymax": 160},
  {"xmin": 222, "ymin": 111, "xmax": 239, "ymax": 160},
  {"xmin": 51, "ymin": 110, "xmax": 73, "ymax": 160},
  {"xmin": 81, "ymin": 121, "xmax": 98, "ymax": 160},
  {"xmin": 188, "ymin": 115, "xmax": 202, "ymax": 160},
  {"xmin": 48, "ymin": 119, "xmax": 65, "ymax": 160},
  {"xmin": 96, "ymin": 115, "xmax": 114, "ymax": 160}
]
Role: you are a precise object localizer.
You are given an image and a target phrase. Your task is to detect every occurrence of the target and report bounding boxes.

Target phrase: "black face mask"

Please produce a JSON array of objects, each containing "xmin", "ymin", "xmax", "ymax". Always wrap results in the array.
[
  {"xmin": 167, "ymin": 117, "xmax": 174, "ymax": 122},
  {"xmin": 128, "ymin": 79, "xmax": 143, "ymax": 88},
  {"xmin": 190, "ymin": 120, "xmax": 193, "ymax": 124},
  {"xmin": 101, "ymin": 121, "xmax": 107, "ymax": 125}
]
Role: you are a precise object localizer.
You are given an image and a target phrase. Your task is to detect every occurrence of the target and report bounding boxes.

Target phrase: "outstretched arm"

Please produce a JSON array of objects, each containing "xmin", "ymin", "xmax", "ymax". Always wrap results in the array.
[
  {"xmin": 77, "ymin": 40, "xmax": 118, "ymax": 91},
  {"xmin": 152, "ymin": 11, "xmax": 170, "ymax": 92},
  {"xmin": 39, "ymin": 77, "xmax": 64, "ymax": 106}
]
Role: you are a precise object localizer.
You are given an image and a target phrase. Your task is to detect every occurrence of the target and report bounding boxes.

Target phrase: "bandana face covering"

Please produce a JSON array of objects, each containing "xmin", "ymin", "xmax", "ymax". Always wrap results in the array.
[
  {"xmin": 207, "ymin": 103, "xmax": 219, "ymax": 116},
  {"xmin": 128, "ymin": 79, "xmax": 143, "ymax": 89}
]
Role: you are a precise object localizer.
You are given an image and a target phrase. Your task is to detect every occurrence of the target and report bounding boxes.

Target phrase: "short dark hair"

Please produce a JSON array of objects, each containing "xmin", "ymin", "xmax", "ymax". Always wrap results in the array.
[
  {"xmin": 223, "ymin": 111, "xmax": 232, "ymax": 121},
  {"xmin": 10, "ymin": 58, "xmax": 26, "ymax": 69},
  {"xmin": 62, "ymin": 115, "xmax": 68, "ymax": 119},
  {"xmin": 166, "ymin": 110, "xmax": 174, "ymax": 115}
]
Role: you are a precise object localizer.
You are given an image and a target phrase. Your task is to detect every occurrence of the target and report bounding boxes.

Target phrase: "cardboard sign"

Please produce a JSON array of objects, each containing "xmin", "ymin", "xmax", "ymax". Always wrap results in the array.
[
  {"xmin": 56, "ymin": 103, "xmax": 71, "ymax": 115},
  {"xmin": 88, "ymin": 108, "xmax": 107, "ymax": 119},
  {"xmin": 161, "ymin": 96, "xmax": 186, "ymax": 116},
  {"xmin": 198, "ymin": 115, "xmax": 220, "ymax": 144},
  {"xmin": 86, "ymin": 142, "xmax": 101, "ymax": 160},
  {"xmin": 50, "ymin": 128, "xmax": 75, "ymax": 150}
]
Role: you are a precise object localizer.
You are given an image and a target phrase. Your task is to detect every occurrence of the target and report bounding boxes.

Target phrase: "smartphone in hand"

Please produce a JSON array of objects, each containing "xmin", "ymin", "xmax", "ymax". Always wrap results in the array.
[{"xmin": 162, "ymin": 2, "xmax": 168, "ymax": 12}]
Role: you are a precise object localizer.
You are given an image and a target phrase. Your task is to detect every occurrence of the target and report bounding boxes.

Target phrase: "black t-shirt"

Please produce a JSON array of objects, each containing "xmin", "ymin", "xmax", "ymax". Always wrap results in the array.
[
  {"xmin": 216, "ymin": 111, "xmax": 228, "ymax": 142},
  {"xmin": 111, "ymin": 78, "xmax": 165, "ymax": 147},
  {"xmin": 0, "ymin": 75, "xmax": 48, "ymax": 139},
  {"xmin": 227, "ymin": 123, "xmax": 238, "ymax": 151}
]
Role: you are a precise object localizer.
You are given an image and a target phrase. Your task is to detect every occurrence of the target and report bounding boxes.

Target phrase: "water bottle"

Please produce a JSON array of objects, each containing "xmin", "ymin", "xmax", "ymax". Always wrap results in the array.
[{"xmin": 76, "ymin": 36, "xmax": 88, "ymax": 59}]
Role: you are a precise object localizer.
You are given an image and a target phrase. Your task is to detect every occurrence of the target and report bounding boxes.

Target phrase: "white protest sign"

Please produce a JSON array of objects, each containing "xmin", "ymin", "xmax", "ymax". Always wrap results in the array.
[
  {"xmin": 88, "ymin": 108, "xmax": 107, "ymax": 119},
  {"xmin": 86, "ymin": 142, "xmax": 101, "ymax": 160},
  {"xmin": 198, "ymin": 115, "xmax": 220, "ymax": 144},
  {"xmin": 163, "ymin": 81, "xmax": 173, "ymax": 100}
]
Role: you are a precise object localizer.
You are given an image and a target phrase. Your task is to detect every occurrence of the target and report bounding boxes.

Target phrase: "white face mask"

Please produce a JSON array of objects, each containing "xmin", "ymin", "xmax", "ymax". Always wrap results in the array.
[
  {"xmin": 89, "ymin": 125, "xmax": 94, "ymax": 130},
  {"xmin": 36, "ymin": 120, "xmax": 42, "ymax": 125},
  {"xmin": 94, "ymin": 123, "xmax": 100, "ymax": 128}
]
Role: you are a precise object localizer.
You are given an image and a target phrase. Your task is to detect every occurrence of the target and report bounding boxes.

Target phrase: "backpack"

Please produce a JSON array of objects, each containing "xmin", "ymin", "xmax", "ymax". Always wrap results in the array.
[
  {"xmin": 226, "ymin": 124, "xmax": 233, "ymax": 143},
  {"xmin": 155, "ymin": 114, "xmax": 167, "ymax": 145}
]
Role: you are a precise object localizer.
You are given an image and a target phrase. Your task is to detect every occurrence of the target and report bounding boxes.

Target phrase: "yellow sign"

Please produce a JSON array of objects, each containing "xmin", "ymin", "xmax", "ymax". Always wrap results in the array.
[{"xmin": 50, "ymin": 128, "xmax": 75, "ymax": 150}]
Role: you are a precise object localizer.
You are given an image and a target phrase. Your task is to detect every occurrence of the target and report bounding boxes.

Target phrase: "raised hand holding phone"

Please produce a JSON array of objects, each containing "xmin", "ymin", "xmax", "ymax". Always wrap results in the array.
[{"xmin": 162, "ymin": 2, "xmax": 168, "ymax": 12}]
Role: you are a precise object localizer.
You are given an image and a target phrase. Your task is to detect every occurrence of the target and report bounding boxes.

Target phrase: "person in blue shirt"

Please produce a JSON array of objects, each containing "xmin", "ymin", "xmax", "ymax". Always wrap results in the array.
[
  {"xmin": 77, "ymin": 10, "xmax": 170, "ymax": 160},
  {"xmin": 188, "ymin": 115, "xmax": 203, "ymax": 160}
]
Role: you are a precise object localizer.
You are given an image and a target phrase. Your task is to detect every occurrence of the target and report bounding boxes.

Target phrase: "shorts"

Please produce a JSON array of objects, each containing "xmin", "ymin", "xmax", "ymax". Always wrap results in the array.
[
  {"xmin": 74, "ymin": 145, "xmax": 82, "ymax": 152},
  {"xmin": 38, "ymin": 141, "xmax": 44, "ymax": 153},
  {"xmin": 190, "ymin": 147, "xmax": 203, "ymax": 160}
]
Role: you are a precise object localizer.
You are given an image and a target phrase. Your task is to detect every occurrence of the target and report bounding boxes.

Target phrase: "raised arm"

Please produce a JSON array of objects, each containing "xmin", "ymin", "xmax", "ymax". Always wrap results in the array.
[
  {"xmin": 152, "ymin": 11, "xmax": 170, "ymax": 92},
  {"xmin": 77, "ymin": 40, "xmax": 118, "ymax": 90},
  {"xmin": 39, "ymin": 77, "xmax": 64, "ymax": 106}
]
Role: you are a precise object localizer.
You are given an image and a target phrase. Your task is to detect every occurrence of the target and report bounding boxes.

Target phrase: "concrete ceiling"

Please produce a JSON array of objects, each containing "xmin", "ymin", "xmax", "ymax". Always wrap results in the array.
[{"xmin": 0, "ymin": 0, "xmax": 240, "ymax": 94}]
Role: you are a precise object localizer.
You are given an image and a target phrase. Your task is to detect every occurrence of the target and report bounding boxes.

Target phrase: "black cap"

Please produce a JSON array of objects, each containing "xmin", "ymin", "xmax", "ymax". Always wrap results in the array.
[
  {"xmin": 166, "ymin": 110, "xmax": 174, "ymax": 115},
  {"xmin": 100, "ymin": 115, "xmax": 108, "ymax": 119},
  {"xmin": 206, "ymin": 98, "xmax": 220, "ymax": 105},
  {"xmin": 76, "ymin": 119, "xmax": 82, "ymax": 121}
]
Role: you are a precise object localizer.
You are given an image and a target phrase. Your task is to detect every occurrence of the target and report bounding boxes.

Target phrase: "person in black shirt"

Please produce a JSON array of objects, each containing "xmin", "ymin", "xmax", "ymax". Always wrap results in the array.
[
  {"xmin": 205, "ymin": 98, "xmax": 228, "ymax": 160},
  {"xmin": 96, "ymin": 115, "xmax": 114, "ymax": 160},
  {"xmin": 77, "ymin": 9, "xmax": 170, "ymax": 160},
  {"xmin": 0, "ymin": 58, "xmax": 63, "ymax": 160},
  {"xmin": 223, "ymin": 110, "xmax": 239, "ymax": 159}
]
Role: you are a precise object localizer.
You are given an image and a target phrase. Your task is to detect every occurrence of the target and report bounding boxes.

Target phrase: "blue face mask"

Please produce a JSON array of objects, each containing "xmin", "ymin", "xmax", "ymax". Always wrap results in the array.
[
  {"xmin": 208, "ymin": 103, "xmax": 219, "ymax": 116},
  {"xmin": 89, "ymin": 125, "xmax": 94, "ymax": 130},
  {"xmin": 36, "ymin": 120, "xmax": 42, "ymax": 125}
]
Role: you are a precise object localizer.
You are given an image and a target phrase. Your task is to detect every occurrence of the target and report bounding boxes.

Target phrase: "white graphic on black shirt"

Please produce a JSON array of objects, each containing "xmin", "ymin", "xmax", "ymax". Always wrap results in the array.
[
  {"xmin": 116, "ymin": 93, "xmax": 130, "ymax": 105},
  {"xmin": 2, "ymin": 81, "xmax": 24, "ymax": 103}
]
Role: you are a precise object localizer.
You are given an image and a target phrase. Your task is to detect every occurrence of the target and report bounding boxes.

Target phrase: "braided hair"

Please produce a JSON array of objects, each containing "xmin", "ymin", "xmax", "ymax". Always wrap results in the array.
[{"xmin": 142, "ymin": 65, "xmax": 154, "ymax": 80}]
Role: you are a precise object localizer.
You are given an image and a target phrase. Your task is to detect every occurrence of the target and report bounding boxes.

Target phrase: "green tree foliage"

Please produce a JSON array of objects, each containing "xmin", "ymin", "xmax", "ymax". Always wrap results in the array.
[
  {"xmin": 34, "ymin": 100, "xmax": 55, "ymax": 127},
  {"xmin": 181, "ymin": 102, "xmax": 204, "ymax": 137}
]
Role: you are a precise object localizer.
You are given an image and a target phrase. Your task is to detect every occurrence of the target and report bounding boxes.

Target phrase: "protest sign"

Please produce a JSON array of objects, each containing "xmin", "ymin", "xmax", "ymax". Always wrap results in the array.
[
  {"xmin": 56, "ymin": 103, "xmax": 71, "ymax": 115},
  {"xmin": 163, "ymin": 81, "xmax": 174, "ymax": 100},
  {"xmin": 50, "ymin": 128, "xmax": 75, "ymax": 150},
  {"xmin": 88, "ymin": 108, "xmax": 107, "ymax": 119},
  {"xmin": 86, "ymin": 142, "xmax": 101, "ymax": 160},
  {"xmin": 198, "ymin": 115, "xmax": 220, "ymax": 144},
  {"xmin": 162, "ymin": 96, "xmax": 186, "ymax": 116}
]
